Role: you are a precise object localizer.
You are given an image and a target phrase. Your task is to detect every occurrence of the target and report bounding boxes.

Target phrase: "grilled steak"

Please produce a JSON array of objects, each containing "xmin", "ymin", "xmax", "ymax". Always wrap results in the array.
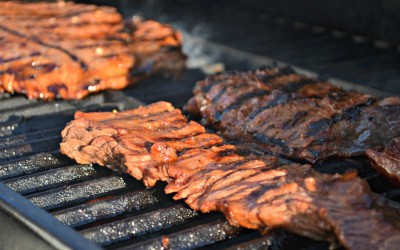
[
  {"xmin": 60, "ymin": 102, "xmax": 400, "ymax": 249},
  {"xmin": 0, "ymin": 1, "xmax": 185, "ymax": 100},
  {"xmin": 60, "ymin": 102, "xmax": 224, "ymax": 186},
  {"xmin": 185, "ymin": 66, "xmax": 400, "ymax": 185}
]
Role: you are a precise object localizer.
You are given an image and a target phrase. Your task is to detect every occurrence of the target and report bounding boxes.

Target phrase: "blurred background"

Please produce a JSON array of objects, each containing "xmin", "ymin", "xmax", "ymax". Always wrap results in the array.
[{"xmin": 76, "ymin": 0, "xmax": 400, "ymax": 97}]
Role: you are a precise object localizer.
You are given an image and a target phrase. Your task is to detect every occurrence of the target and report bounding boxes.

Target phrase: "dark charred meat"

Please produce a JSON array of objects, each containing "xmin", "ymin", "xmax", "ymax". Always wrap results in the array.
[
  {"xmin": 0, "ymin": 1, "xmax": 185, "ymax": 100},
  {"xmin": 185, "ymin": 66, "xmax": 400, "ymax": 185},
  {"xmin": 60, "ymin": 102, "xmax": 400, "ymax": 250}
]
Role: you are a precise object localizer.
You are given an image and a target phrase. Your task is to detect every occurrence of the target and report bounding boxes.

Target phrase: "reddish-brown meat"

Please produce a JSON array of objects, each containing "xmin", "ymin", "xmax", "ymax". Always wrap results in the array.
[
  {"xmin": 367, "ymin": 137, "xmax": 400, "ymax": 184},
  {"xmin": 60, "ymin": 102, "xmax": 400, "ymax": 249},
  {"xmin": 60, "ymin": 102, "xmax": 224, "ymax": 186},
  {"xmin": 0, "ymin": 1, "xmax": 185, "ymax": 100},
  {"xmin": 185, "ymin": 66, "xmax": 400, "ymax": 185}
]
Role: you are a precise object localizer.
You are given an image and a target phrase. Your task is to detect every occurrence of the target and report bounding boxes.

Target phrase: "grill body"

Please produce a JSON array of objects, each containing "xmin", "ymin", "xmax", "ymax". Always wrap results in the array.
[{"xmin": 1, "ymin": 1, "xmax": 400, "ymax": 249}]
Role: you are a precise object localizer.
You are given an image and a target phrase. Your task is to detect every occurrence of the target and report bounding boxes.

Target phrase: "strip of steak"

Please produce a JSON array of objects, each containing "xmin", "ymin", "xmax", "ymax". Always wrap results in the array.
[
  {"xmin": 60, "ymin": 102, "xmax": 400, "ymax": 249},
  {"xmin": 0, "ymin": 1, "xmax": 185, "ymax": 100},
  {"xmin": 184, "ymin": 66, "xmax": 400, "ymax": 185}
]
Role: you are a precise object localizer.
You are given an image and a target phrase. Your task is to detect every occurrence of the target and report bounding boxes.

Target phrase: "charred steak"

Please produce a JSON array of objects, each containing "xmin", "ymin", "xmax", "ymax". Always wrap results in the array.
[
  {"xmin": 0, "ymin": 1, "xmax": 185, "ymax": 100},
  {"xmin": 60, "ymin": 102, "xmax": 400, "ymax": 250},
  {"xmin": 184, "ymin": 66, "xmax": 400, "ymax": 185}
]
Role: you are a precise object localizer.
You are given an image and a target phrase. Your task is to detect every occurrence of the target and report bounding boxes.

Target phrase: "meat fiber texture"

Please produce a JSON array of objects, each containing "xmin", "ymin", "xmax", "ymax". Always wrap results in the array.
[
  {"xmin": 0, "ymin": 1, "xmax": 185, "ymax": 100},
  {"xmin": 60, "ymin": 101, "xmax": 400, "ymax": 250},
  {"xmin": 184, "ymin": 66, "xmax": 400, "ymax": 186}
]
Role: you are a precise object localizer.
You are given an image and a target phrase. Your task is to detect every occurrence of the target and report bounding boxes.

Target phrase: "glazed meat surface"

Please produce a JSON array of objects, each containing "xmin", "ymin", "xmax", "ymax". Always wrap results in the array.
[
  {"xmin": 185, "ymin": 66, "xmax": 400, "ymax": 185},
  {"xmin": 60, "ymin": 102, "xmax": 400, "ymax": 250},
  {"xmin": 0, "ymin": 1, "xmax": 185, "ymax": 100}
]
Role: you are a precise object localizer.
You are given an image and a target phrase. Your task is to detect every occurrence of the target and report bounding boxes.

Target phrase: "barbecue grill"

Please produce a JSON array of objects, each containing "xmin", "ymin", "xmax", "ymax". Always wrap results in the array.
[{"xmin": 1, "ymin": 1, "xmax": 400, "ymax": 249}]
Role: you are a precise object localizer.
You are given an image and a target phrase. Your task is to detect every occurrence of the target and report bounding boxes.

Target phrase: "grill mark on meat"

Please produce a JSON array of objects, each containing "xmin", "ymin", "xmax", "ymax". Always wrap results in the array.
[
  {"xmin": 216, "ymin": 148, "xmax": 238, "ymax": 157},
  {"xmin": 279, "ymin": 77, "xmax": 317, "ymax": 93},
  {"xmin": 242, "ymin": 79, "xmax": 319, "ymax": 125},
  {"xmin": 0, "ymin": 25, "xmax": 88, "ymax": 71},
  {"xmin": 210, "ymin": 81, "xmax": 246, "ymax": 106},
  {"xmin": 281, "ymin": 111, "xmax": 308, "ymax": 130},
  {"xmin": 209, "ymin": 70, "xmax": 295, "ymax": 106},
  {"xmin": 246, "ymin": 92, "xmax": 292, "ymax": 121},
  {"xmin": 191, "ymin": 169, "xmax": 263, "ymax": 211},
  {"xmin": 305, "ymin": 98, "xmax": 372, "ymax": 138},
  {"xmin": 214, "ymin": 90, "xmax": 272, "ymax": 123},
  {"xmin": 254, "ymin": 133, "xmax": 287, "ymax": 148},
  {"xmin": 305, "ymin": 118, "xmax": 331, "ymax": 137},
  {"xmin": 0, "ymin": 63, "xmax": 58, "ymax": 81},
  {"xmin": 47, "ymin": 83, "xmax": 67, "ymax": 96},
  {"xmin": 0, "ymin": 51, "xmax": 41, "ymax": 64}
]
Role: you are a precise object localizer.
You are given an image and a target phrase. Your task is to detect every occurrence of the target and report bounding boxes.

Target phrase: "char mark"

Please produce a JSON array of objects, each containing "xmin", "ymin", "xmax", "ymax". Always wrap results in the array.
[
  {"xmin": 47, "ymin": 83, "xmax": 67, "ymax": 96},
  {"xmin": 0, "ymin": 63, "xmax": 57, "ymax": 81},
  {"xmin": 281, "ymin": 111, "xmax": 308, "ymax": 130},
  {"xmin": 0, "ymin": 52, "xmax": 41, "ymax": 64},
  {"xmin": 254, "ymin": 133, "xmax": 287, "ymax": 148},
  {"xmin": 280, "ymin": 77, "xmax": 318, "ymax": 93},
  {"xmin": 0, "ymin": 24, "xmax": 88, "ymax": 71},
  {"xmin": 246, "ymin": 93, "xmax": 292, "ymax": 121},
  {"xmin": 215, "ymin": 90, "xmax": 272, "ymax": 122},
  {"xmin": 306, "ymin": 118, "xmax": 332, "ymax": 137}
]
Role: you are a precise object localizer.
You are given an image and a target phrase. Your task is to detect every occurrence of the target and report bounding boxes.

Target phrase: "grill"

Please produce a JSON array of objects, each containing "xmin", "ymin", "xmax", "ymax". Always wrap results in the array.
[
  {"xmin": 0, "ymin": 89, "xmax": 334, "ymax": 250},
  {"xmin": 1, "ymin": 1, "xmax": 400, "ymax": 249}
]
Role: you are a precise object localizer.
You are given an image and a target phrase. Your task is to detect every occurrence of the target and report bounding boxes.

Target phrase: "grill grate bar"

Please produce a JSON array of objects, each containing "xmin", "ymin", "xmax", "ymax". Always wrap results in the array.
[
  {"xmin": 0, "ymin": 96, "xmax": 37, "ymax": 111},
  {"xmin": 123, "ymin": 219, "xmax": 241, "ymax": 250},
  {"xmin": 53, "ymin": 190, "xmax": 159, "ymax": 228},
  {"xmin": 0, "ymin": 116, "xmax": 22, "ymax": 137},
  {"xmin": 80, "ymin": 205, "xmax": 198, "ymax": 247},
  {"xmin": 0, "ymin": 127, "xmax": 63, "ymax": 147},
  {"xmin": 222, "ymin": 235, "xmax": 274, "ymax": 250},
  {"xmin": 3, "ymin": 164, "xmax": 107, "ymax": 195},
  {"xmin": 0, "ymin": 94, "xmax": 105, "ymax": 122},
  {"xmin": 0, "ymin": 152, "xmax": 72, "ymax": 181},
  {"xmin": 0, "ymin": 103, "xmax": 120, "ymax": 137},
  {"xmin": 0, "ymin": 136, "xmax": 61, "ymax": 162},
  {"xmin": 27, "ymin": 175, "xmax": 133, "ymax": 210}
]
